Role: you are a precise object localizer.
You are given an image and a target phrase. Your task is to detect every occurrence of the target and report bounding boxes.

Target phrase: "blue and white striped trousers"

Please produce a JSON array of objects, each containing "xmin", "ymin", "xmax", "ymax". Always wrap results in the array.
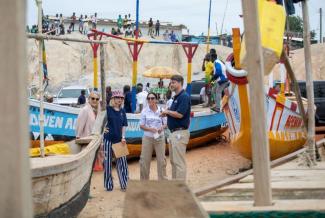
[{"xmin": 103, "ymin": 137, "xmax": 128, "ymax": 191}]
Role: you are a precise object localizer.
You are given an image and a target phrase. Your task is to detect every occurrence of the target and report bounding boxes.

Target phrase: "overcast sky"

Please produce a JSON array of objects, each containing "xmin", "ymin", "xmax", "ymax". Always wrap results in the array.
[{"xmin": 27, "ymin": 0, "xmax": 325, "ymax": 38}]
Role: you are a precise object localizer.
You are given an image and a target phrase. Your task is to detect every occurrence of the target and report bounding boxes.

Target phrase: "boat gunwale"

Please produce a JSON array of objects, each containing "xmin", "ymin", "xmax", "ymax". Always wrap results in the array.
[{"xmin": 30, "ymin": 134, "xmax": 101, "ymax": 178}]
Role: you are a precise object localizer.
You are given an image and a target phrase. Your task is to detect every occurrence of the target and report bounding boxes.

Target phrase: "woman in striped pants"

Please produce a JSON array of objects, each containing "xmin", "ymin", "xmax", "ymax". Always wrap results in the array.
[{"xmin": 103, "ymin": 90, "xmax": 129, "ymax": 191}]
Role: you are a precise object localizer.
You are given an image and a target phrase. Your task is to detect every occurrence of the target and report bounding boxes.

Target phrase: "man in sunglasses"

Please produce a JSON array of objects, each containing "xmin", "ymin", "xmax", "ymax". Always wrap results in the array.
[
  {"xmin": 75, "ymin": 91, "xmax": 101, "ymax": 139},
  {"xmin": 161, "ymin": 75, "xmax": 191, "ymax": 181}
]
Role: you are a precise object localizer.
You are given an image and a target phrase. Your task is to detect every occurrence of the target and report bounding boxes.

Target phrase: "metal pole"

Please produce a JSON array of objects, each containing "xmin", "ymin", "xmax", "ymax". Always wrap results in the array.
[
  {"xmin": 131, "ymin": 0, "xmax": 140, "ymax": 112},
  {"xmin": 100, "ymin": 44, "xmax": 107, "ymax": 109},
  {"xmin": 302, "ymin": 0, "xmax": 316, "ymax": 164},
  {"xmin": 36, "ymin": 0, "xmax": 45, "ymax": 157},
  {"xmin": 320, "ymin": 8, "xmax": 323, "ymax": 43},
  {"xmin": 241, "ymin": 0, "xmax": 272, "ymax": 206},
  {"xmin": 206, "ymin": 0, "xmax": 212, "ymax": 53}
]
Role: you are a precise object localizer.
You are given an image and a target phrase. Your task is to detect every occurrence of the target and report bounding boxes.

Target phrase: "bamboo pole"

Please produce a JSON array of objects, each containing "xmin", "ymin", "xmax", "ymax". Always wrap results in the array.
[
  {"xmin": 302, "ymin": 0, "xmax": 316, "ymax": 164},
  {"xmin": 100, "ymin": 44, "xmax": 107, "ymax": 109},
  {"xmin": 0, "ymin": 0, "xmax": 33, "ymax": 216},
  {"xmin": 36, "ymin": 0, "xmax": 45, "ymax": 157},
  {"xmin": 241, "ymin": 0, "xmax": 272, "ymax": 206},
  {"xmin": 27, "ymin": 33, "xmax": 107, "ymax": 44}
]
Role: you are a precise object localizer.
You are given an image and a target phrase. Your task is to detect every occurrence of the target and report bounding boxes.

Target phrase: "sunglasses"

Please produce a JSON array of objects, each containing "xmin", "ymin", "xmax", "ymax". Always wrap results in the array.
[
  {"xmin": 91, "ymin": 97, "xmax": 100, "ymax": 101},
  {"xmin": 147, "ymin": 97, "xmax": 156, "ymax": 100}
]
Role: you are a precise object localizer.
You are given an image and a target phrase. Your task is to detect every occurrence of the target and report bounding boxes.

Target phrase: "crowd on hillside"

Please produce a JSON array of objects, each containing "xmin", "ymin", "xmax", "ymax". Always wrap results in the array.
[
  {"xmin": 27, "ymin": 12, "xmax": 98, "ymax": 36},
  {"xmin": 27, "ymin": 12, "xmax": 179, "ymax": 42}
]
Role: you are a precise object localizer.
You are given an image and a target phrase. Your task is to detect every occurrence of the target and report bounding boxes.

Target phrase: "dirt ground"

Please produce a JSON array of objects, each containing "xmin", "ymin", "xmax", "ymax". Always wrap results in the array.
[{"xmin": 78, "ymin": 140, "xmax": 251, "ymax": 218}]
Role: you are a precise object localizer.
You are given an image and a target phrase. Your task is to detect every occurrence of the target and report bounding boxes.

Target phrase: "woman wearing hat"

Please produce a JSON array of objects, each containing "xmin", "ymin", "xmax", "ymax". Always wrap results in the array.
[{"xmin": 103, "ymin": 90, "xmax": 129, "ymax": 191}]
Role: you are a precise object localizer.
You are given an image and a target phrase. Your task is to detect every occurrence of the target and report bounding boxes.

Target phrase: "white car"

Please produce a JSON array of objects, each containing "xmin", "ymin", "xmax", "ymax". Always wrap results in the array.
[{"xmin": 54, "ymin": 85, "xmax": 91, "ymax": 107}]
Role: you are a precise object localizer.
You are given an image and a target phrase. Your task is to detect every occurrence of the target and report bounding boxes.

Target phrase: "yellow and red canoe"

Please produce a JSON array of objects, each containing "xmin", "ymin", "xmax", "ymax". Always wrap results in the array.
[{"xmin": 222, "ymin": 54, "xmax": 306, "ymax": 160}]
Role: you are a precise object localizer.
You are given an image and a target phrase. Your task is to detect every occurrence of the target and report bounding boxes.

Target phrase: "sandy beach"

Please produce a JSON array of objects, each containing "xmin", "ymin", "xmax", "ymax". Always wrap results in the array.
[{"xmin": 78, "ymin": 138, "xmax": 251, "ymax": 218}]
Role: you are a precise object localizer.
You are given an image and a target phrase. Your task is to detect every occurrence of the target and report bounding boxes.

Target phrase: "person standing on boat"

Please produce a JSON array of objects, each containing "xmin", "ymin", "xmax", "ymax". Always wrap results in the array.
[
  {"xmin": 103, "ymin": 90, "xmax": 129, "ymax": 191},
  {"xmin": 161, "ymin": 75, "xmax": 190, "ymax": 180},
  {"xmin": 75, "ymin": 91, "xmax": 101, "ymax": 138},
  {"xmin": 123, "ymin": 85, "xmax": 132, "ymax": 113},
  {"xmin": 139, "ymin": 92, "xmax": 167, "ymax": 180},
  {"xmin": 202, "ymin": 53, "xmax": 214, "ymax": 107},
  {"xmin": 211, "ymin": 52, "xmax": 228, "ymax": 112}
]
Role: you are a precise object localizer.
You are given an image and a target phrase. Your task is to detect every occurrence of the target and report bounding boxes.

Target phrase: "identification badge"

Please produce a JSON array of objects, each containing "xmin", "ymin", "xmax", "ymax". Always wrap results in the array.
[{"xmin": 153, "ymin": 132, "xmax": 160, "ymax": 140}]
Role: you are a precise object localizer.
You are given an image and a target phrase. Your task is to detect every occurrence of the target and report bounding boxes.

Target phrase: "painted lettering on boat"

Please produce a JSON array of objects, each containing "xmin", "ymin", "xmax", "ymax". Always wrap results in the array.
[
  {"xmin": 29, "ymin": 113, "xmax": 77, "ymax": 130},
  {"xmin": 126, "ymin": 121, "xmax": 141, "ymax": 132},
  {"xmin": 284, "ymin": 115, "xmax": 303, "ymax": 129}
]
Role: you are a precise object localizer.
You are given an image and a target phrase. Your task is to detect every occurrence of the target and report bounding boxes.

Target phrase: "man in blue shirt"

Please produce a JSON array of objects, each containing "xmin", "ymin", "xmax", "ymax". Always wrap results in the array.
[
  {"xmin": 161, "ymin": 75, "xmax": 190, "ymax": 180},
  {"xmin": 211, "ymin": 52, "xmax": 229, "ymax": 112},
  {"xmin": 77, "ymin": 90, "xmax": 86, "ymax": 105}
]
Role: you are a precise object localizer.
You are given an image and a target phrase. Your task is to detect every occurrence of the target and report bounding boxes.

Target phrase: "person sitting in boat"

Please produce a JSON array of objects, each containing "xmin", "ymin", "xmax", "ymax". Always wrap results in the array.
[
  {"xmin": 211, "ymin": 51, "xmax": 229, "ymax": 112},
  {"xmin": 139, "ymin": 92, "xmax": 167, "ymax": 181},
  {"xmin": 103, "ymin": 90, "xmax": 129, "ymax": 191},
  {"xmin": 75, "ymin": 91, "xmax": 101, "ymax": 138}
]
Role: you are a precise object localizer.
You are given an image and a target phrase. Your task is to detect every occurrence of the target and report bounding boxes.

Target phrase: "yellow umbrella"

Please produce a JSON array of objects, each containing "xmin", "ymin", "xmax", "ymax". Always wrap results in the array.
[{"xmin": 143, "ymin": 66, "xmax": 181, "ymax": 79}]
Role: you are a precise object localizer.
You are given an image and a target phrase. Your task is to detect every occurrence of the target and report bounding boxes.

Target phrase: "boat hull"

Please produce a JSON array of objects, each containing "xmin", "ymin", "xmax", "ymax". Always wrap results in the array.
[
  {"xmin": 31, "ymin": 135, "xmax": 101, "ymax": 217},
  {"xmin": 223, "ymin": 54, "xmax": 306, "ymax": 160}
]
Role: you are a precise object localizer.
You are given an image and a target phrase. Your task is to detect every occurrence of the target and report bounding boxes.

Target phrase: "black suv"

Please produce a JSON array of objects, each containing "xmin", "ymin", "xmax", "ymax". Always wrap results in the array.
[
  {"xmin": 295, "ymin": 81, "xmax": 325, "ymax": 126},
  {"xmin": 190, "ymin": 80, "xmax": 205, "ymax": 105}
]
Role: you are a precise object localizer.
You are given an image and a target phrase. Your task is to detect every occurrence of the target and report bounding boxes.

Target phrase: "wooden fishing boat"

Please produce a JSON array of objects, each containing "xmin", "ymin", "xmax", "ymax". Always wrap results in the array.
[
  {"xmin": 29, "ymin": 99, "xmax": 81, "ymax": 147},
  {"xmin": 30, "ymin": 99, "xmax": 228, "ymax": 157},
  {"xmin": 31, "ymin": 113, "xmax": 104, "ymax": 218},
  {"xmin": 222, "ymin": 54, "xmax": 307, "ymax": 160}
]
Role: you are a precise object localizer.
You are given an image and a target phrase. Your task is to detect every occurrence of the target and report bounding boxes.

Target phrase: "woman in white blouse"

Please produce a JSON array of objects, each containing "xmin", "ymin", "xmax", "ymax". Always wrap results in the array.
[{"xmin": 139, "ymin": 92, "xmax": 167, "ymax": 180}]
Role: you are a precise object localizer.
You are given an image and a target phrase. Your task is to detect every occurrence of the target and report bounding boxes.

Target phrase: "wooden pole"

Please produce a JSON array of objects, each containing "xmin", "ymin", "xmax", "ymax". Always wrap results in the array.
[
  {"xmin": 241, "ymin": 0, "xmax": 272, "ymax": 206},
  {"xmin": 36, "ymin": 0, "xmax": 45, "ymax": 157},
  {"xmin": 0, "ymin": 0, "xmax": 33, "ymax": 216},
  {"xmin": 100, "ymin": 44, "xmax": 107, "ymax": 109},
  {"xmin": 302, "ymin": 0, "xmax": 316, "ymax": 164},
  {"xmin": 27, "ymin": 33, "xmax": 107, "ymax": 44},
  {"xmin": 281, "ymin": 51, "xmax": 308, "ymax": 129}
]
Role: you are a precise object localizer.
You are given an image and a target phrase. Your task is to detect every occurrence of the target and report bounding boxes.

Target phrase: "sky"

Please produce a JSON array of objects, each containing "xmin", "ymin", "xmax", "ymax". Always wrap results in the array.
[{"xmin": 27, "ymin": 0, "xmax": 325, "ymax": 38}]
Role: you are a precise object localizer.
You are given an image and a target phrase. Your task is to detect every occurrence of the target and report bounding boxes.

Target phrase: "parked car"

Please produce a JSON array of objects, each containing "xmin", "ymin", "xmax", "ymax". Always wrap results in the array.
[
  {"xmin": 54, "ymin": 85, "xmax": 91, "ymax": 107},
  {"xmin": 190, "ymin": 80, "xmax": 205, "ymax": 105},
  {"xmin": 295, "ymin": 80, "xmax": 325, "ymax": 126}
]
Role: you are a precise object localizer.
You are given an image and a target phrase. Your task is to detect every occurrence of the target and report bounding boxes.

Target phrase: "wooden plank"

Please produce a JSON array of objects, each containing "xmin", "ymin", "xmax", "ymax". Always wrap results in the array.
[
  {"xmin": 202, "ymin": 199, "xmax": 325, "ymax": 213},
  {"xmin": 219, "ymin": 180, "xmax": 325, "ymax": 190},
  {"xmin": 241, "ymin": 0, "xmax": 272, "ymax": 206},
  {"xmin": 123, "ymin": 180, "xmax": 209, "ymax": 218},
  {"xmin": 194, "ymin": 148, "xmax": 306, "ymax": 196},
  {"xmin": 200, "ymin": 188, "xmax": 325, "ymax": 201},
  {"xmin": 0, "ymin": 0, "xmax": 33, "ymax": 216}
]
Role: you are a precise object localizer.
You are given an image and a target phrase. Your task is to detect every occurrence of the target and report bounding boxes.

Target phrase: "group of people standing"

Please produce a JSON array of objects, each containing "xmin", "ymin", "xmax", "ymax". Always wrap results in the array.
[
  {"xmin": 75, "ymin": 75, "xmax": 191, "ymax": 192},
  {"xmin": 201, "ymin": 48, "xmax": 229, "ymax": 112}
]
